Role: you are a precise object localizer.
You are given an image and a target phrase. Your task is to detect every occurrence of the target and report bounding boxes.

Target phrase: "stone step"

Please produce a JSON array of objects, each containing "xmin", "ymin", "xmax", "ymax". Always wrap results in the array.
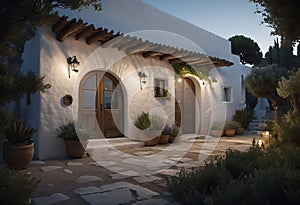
[
  {"xmin": 246, "ymin": 130, "xmax": 263, "ymax": 135},
  {"xmin": 86, "ymin": 138, "xmax": 144, "ymax": 150}
]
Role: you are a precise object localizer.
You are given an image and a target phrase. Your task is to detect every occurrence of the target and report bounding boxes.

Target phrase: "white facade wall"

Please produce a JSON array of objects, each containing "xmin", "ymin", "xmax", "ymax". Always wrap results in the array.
[{"xmin": 18, "ymin": 0, "xmax": 250, "ymax": 159}]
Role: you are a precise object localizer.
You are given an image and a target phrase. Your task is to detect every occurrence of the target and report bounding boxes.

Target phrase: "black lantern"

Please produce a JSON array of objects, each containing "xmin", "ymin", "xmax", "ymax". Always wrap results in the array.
[
  {"xmin": 138, "ymin": 72, "xmax": 147, "ymax": 90},
  {"xmin": 67, "ymin": 56, "xmax": 80, "ymax": 78}
]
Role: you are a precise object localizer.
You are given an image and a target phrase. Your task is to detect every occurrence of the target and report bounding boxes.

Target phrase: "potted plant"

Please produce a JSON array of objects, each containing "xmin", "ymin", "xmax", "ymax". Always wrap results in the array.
[
  {"xmin": 134, "ymin": 112, "xmax": 151, "ymax": 131},
  {"xmin": 224, "ymin": 120, "xmax": 240, "ymax": 137},
  {"xmin": 169, "ymin": 124, "xmax": 179, "ymax": 143},
  {"xmin": 232, "ymin": 109, "xmax": 253, "ymax": 135},
  {"xmin": 210, "ymin": 122, "xmax": 224, "ymax": 137},
  {"xmin": 134, "ymin": 112, "xmax": 158, "ymax": 146},
  {"xmin": 145, "ymin": 114, "xmax": 164, "ymax": 146},
  {"xmin": 57, "ymin": 121, "xmax": 86, "ymax": 158},
  {"xmin": 159, "ymin": 123, "xmax": 171, "ymax": 144},
  {"xmin": 3, "ymin": 118, "xmax": 37, "ymax": 169}
]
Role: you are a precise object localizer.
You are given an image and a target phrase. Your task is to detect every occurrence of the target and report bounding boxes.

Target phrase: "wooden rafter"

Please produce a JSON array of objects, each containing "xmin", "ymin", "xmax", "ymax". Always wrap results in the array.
[
  {"xmin": 56, "ymin": 18, "xmax": 85, "ymax": 42},
  {"xmin": 86, "ymin": 28, "xmax": 105, "ymax": 44},
  {"xmin": 76, "ymin": 24, "xmax": 95, "ymax": 40},
  {"xmin": 52, "ymin": 16, "xmax": 234, "ymax": 68}
]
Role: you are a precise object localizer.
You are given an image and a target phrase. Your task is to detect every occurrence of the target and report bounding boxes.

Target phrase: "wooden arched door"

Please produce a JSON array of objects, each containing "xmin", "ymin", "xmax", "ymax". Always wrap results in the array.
[
  {"xmin": 79, "ymin": 71, "xmax": 124, "ymax": 138},
  {"xmin": 175, "ymin": 78, "xmax": 196, "ymax": 134}
]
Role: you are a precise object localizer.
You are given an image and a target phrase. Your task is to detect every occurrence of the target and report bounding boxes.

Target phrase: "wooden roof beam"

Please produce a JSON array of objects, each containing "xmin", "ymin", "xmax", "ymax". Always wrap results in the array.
[
  {"xmin": 101, "ymin": 34, "xmax": 129, "ymax": 48},
  {"xmin": 52, "ymin": 16, "xmax": 68, "ymax": 33},
  {"xmin": 169, "ymin": 58, "xmax": 184, "ymax": 64},
  {"xmin": 86, "ymin": 28, "xmax": 106, "ymax": 44},
  {"xmin": 98, "ymin": 30, "xmax": 116, "ymax": 43},
  {"xmin": 101, "ymin": 32, "xmax": 122, "ymax": 44},
  {"xmin": 76, "ymin": 24, "xmax": 96, "ymax": 40},
  {"xmin": 142, "ymin": 51, "xmax": 157, "ymax": 58},
  {"xmin": 56, "ymin": 19, "xmax": 84, "ymax": 42}
]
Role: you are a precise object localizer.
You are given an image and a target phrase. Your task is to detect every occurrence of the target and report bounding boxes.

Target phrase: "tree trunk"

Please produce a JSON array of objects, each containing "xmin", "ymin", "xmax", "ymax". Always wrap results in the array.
[
  {"xmin": 290, "ymin": 94, "xmax": 299, "ymax": 112},
  {"xmin": 271, "ymin": 99, "xmax": 282, "ymax": 124}
]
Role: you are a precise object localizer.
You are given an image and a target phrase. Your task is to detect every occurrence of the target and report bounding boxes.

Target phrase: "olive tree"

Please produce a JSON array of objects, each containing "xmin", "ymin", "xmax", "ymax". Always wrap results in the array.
[
  {"xmin": 277, "ymin": 69, "xmax": 300, "ymax": 112},
  {"xmin": 245, "ymin": 64, "xmax": 288, "ymax": 124}
]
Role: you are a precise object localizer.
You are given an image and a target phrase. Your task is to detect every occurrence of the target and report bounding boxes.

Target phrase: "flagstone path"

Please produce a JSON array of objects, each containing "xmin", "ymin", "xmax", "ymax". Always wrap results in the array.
[{"xmin": 26, "ymin": 134, "xmax": 257, "ymax": 205}]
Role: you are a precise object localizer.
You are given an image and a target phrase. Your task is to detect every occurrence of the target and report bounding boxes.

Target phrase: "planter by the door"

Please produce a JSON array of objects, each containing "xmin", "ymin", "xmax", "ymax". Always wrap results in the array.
[
  {"xmin": 159, "ymin": 135, "xmax": 169, "ymax": 144},
  {"xmin": 145, "ymin": 136, "xmax": 160, "ymax": 146},
  {"xmin": 236, "ymin": 127, "xmax": 245, "ymax": 135},
  {"xmin": 3, "ymin": 142, "xmax": 34, "ymax": 169},
  {"xmin": 210, "ymin": 129, "xmax": 224, "ymax": 137},
  {"xmin": 64, "ymin": 140, "xmax": 85, "ymax": 158},
  {"xmin": 224, "ymin": 129, "xmax": 236, "ymax": 137},
  {"xmin": 169, "ymin": 136, "xmax": 177, "ymax": 143}
]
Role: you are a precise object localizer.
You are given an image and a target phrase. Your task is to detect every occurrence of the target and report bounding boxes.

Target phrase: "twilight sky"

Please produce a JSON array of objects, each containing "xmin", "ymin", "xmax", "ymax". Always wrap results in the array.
[{"xmin": 143, "ymin": 0, "xmax": 279, "ymax": 56}]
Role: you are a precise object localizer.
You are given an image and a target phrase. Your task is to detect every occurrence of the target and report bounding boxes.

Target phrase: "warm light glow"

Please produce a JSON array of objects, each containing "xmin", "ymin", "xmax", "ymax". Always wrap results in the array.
[
  {"xmin": 258, "ymin": 139, "xmax": 263, "ymax": 147},
  {"xmin": 67, "ymin": 56, "xmax": 80, "ymax": 78},
  {"xmin": 176, "ymin": 76, "xmax": 183, "ymax": 83},
  {"xmin": 265, "ymin": 131, "xmax": 269, "ymax": 135}
]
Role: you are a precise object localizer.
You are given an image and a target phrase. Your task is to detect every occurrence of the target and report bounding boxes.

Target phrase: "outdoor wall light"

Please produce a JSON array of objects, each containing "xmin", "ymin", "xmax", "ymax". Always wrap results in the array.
[
  {"xmin": 176, "ymin": 75, "xmax": 183, "ymax": 83},
  {"xmin": 67, "ymin": 56, "xmax": 80, "ymax": 78},
  {"xmin": 138, "ymin": 72, "xmax": 147, "ymax": 90}
]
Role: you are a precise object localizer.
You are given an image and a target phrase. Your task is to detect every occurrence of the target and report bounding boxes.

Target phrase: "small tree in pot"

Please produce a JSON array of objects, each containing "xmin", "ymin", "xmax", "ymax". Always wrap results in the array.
[
  {"xmin": 169, "ymin": 124, "xmax": 180, "ymax": 143},
  {"xmin": 224, "ymin": 120, "xmax": 240, "ymax": 137},
  {"xmin": 3, "ymin": 119, "xmax": 37, "ymax": 169},
  {"xmin": 160, "ymin": 123, "xmax": 171, "ymax": 144},
  {"xmin": 145, "ymin": 114, "xmax": 164, "ymax": 146},
  {"xmin": 210, "ymin": 122, "xmax": 224, "ymax": 137},
  {"xmin": 232, "ymin": 109, "xmax": 253, "ymax": 134},
  {"xmin": 134, "ymin": 112, "xmax": 164, "ymax": 146}
]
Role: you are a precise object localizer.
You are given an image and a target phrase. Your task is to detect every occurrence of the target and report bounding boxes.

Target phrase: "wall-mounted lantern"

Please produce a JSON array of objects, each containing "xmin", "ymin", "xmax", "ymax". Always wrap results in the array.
[
  {"xmin": 67, "ymin": 56, "xmax": 80, "ymax": 78},
  {"xmin": 138, "ymin": 72, "xmax": 147, "ymax": 90},
  {"xmin": 176, "ymin": 75, "xmax": 183, "ymax": 83}
]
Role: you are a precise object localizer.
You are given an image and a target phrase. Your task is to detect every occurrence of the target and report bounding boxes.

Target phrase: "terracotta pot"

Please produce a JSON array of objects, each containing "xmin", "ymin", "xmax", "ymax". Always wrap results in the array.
[
  {"xmin": 224, "ymin": 129, "xmax": 236, "ymax": 137},
  {"xmin": 3, "ymin": 142, "xmax": 34, "ymax": 169},
  {"xmin": 210, "ymin": 129, "xmax": 224, "ymax": 137},
  {"xmin": 236, "ymin": 127, "xmax": 245, "ymax": 135},
  {"xmin": 169, "ymin": 136, "xmax": 177, "ymax": 143},
  {"xmin": 64, "ymin": 140, "xmax": 85, "ymax": 158},
  {"xmin": 145, "ymin": 136, "xmax": 160, "ymax": 146},
  {"xmin": 159, "ymin": 135, "xmax": 170, "ymax": 144}
]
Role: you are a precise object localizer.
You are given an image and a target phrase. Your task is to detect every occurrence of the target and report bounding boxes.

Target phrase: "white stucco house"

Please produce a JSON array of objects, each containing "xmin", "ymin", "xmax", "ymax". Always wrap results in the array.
[{"xmin": 18, "ymin": 0, "xmax": 250, "ymax": 159}]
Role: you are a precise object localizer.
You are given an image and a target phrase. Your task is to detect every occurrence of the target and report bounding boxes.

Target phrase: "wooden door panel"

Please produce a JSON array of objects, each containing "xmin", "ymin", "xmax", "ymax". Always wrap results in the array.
[
  {"xmin": 103, "ymin": 110, "xmax": 123, "ymax": 138},
  {"xmin": 175, "ymin": 78, "xmax": 195, "ymax": 134},
  {"xmin": 98, "ymin": 73, "xmax": 123, "ymax": 138},
  {"xmin": 80, "ymin": 71, "xmax": 124, "ymax": 139}
]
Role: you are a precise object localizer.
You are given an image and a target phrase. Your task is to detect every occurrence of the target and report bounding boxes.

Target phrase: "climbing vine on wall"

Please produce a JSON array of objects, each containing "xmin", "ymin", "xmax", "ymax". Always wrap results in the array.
[{"xmin": 172, "ymin": 63, "xmax": 211, "ymax": 83}]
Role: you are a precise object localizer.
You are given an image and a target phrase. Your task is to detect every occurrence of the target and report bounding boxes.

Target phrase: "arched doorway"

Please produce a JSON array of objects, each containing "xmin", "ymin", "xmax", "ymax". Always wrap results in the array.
[
  {"xmin": 175, "ymin": 78, "xmax": 196, "ymax": 134},
  {"xmin": 79, "ymin": 71, "xmax": 124, "ymax": 138}
]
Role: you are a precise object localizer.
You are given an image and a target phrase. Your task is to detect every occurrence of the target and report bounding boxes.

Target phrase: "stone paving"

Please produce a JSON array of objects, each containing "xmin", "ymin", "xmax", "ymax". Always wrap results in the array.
[{"xmin": 25, "ymin": 134, "xmax": 257, "ymax": 205}]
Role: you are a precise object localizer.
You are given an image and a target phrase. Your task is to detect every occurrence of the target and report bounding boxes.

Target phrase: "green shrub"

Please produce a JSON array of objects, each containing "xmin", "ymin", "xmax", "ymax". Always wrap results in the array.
[
  {"xmin": 286, "ymin": 111, "xmax": 300, "ymax": 126},
  {"xmin": 57, "ymin": 121, "xmax": 78, "ymax": 141},
  {"xmin": 211, "ymin": 122, "xmax": 224, "ymax": 130},
  {"xmin": 167, "ymin": 145, "xmax": 300, "ymax": 205},
  {"xmin": 232, "ymin": 109, "xmax": 253, "ymax": 129},
  {"xmin": 57, "ymin": 121, "xmax": 91, "ymax": 141},
  {"xmin": 171, "ymin": 124, "xmax": 179, "ymax": 137},
  {"xmin": 134, "ymin": 112, "xmax": 151, "ymax": 130},
  {"xmin": 265, "ymin": 112, "xmax": 300, "ymax": 145},
  {"xmin": 0, "ymin": 109, "xmax": 13, "ymax": 138},
  {"xmin": 162, "ymin": 123, "xmax": 171, "ymax": 135},
  {"xmin": 5, "ymin": 118, "xmax": 37, "ymax": 144},
  {"xmin": 224, "ymin": 120, "xmax": 240, "ymax": 129},
  {"xmin": 149, "ymin": 114, "xmax": 164, "ymax": 130},
  {"xmin": 0, "ymin": 168, "xmax": 40, "ymax": 205}
]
